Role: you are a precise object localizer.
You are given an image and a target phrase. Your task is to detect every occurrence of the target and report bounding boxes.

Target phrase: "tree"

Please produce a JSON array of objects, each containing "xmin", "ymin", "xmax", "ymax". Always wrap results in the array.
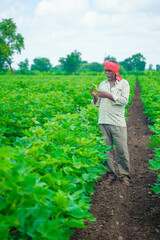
[
  {"xmin": 104, "ymin": 55, "xmax": 117, "ymax": 61},
  {"xmin": 148, "ymin": 64, "xmax": 153, "ymax": 71},
  {"xmin": 89, "ymin": 62, "xmax": 104, "ymax": 72},
  {"xmin": 0, "ymin": 51, "xmax": 8, "ymax": 72},
  {"xmin": 120, "ymin": 57, "xmax": 133, "ymax": 71},
  {"xmin": 79, "ymin": 61, "xmax": 104, "ymax": 72},
  {"xmin": 59, "ymin": 50, "xmax": 82, "ymax": 74},
  {"xmin": 31, "ymin": 57, "xmax": 52, "ymax": 72},
  {"xmin": 156, "ymin": 65, "xmax": 160, "ymax": 71},
  {"xmin": 131, "ymin": 53, "xmax": 146, "ymax": 71},
  {"xmin": 18, "ymin": 58, "xmax": 29, "ymax": 73},
  {"xmin": 0, "ymin": 18, "xmax": 24, "ymax": 74},
  {"xmin": 120, "ymin": 53, "xmax": 146, "ymax": 71}
]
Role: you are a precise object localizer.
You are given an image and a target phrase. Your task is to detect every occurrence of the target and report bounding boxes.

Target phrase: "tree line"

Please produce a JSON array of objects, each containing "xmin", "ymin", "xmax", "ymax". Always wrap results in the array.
[{"xmin": 0, "ymin": 18, "xmax": 160, "ymax": 75}]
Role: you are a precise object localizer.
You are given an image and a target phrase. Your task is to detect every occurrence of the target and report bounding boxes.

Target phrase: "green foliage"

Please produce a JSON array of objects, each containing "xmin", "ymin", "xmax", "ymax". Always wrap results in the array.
[
  {"xmin": 0, "ymin": 73, "xmax": 136, "ymax": 146},
  {"xmin": 104, "ymin": 55, "xmax": 117, "ymax": 61},
  {"xmin": 0, "ymin": 51, "xmax": 8, "ymax": 72},
  {"xmin": 31, "ymin": 58, "xmax": 52, "ymax": 72},
  {"xmin": 148, "ymin": 64, "xmax": 153, "ymax": 71},
  {"xmin": 59, "ymin": 50, "xmax": 81, "ymax": 74},
  {"xmin": 52, "ymin": 64, "xmax": 63, "ymax": 74},
  {"xmin": 120, "ymin": 53, "xmax": 146, "ymax": 71},
  {"xmin": 18, "ymin": 58, "xmax": 29, "ymax": 74},
  {"xmin": 0, "ymin": 73, "xmax": 136, "ymax": 239},
  {"xmin": 0, "ymin": 18, "xmax": 24, "ymax": 74},
  {"xmin": 156, "ymin": 64, "xmax": 160, "ymax": 71},
  {"xmin": 0, "ymin": 106, "xmax": 108, "ymax": 239},
  {"xmin": 139, "ymin": 72, "xmax": 160, "ymax": 194},
  {"xmin": 80, "ymin": 62, "xmax": 104, "ymax": 72},
  {"xmin": 0, "ymin": 74, "xmax": 102, "ymax": 145}
]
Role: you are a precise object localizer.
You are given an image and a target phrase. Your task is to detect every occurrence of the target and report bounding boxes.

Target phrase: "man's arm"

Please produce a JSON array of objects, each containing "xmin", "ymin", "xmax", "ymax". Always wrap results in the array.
[
  {"xmin": 98, "ymin": 91, "xmax": 115, "ymax": 102},
  {"xmin": 98, "ymin": 82, "xmax": 130, "ymax": 105},
  {"xmin": 112, "ymin": 83, "xmax": 130, "ymax": 105}
]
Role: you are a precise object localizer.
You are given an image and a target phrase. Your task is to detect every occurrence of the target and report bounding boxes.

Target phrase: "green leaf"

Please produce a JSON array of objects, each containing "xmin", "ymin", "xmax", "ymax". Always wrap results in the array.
[
  {"xmin": 67, "ymin": 219, "xmax": 86, "ymax": 228},
  {"xmin": 20, "ymin": 174, "xmax": 39, "ymax": 194},
  {"xmin": 67, "ymin": 205, "xmax": 87, "ymax": 219},
  {"xmin": 0, "ymin": 224, "xmax": 9, "ymax": 240},
  {"xmin": 152, "ymin": 184, "xmax": 160, "ymax": 194},
  {"xmin": 82, "ymin": 173, "xmax": 90, "ymax": 181},
  {"xmin": 37, "ymin": 219, "xmax": 63, "ymax": 240}
]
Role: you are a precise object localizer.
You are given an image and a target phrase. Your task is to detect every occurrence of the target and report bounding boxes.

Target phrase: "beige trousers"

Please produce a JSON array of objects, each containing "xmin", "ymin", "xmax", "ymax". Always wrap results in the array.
[{"xmin": 99, "ymin": 124, "xmax": 130, "ymax": 180}]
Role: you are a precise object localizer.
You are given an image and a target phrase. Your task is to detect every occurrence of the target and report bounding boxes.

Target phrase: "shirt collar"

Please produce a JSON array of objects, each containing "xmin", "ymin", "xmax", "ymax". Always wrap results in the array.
[{"xmin": 106, "ymin": 79, "xmax": 120, "ymax": 84}]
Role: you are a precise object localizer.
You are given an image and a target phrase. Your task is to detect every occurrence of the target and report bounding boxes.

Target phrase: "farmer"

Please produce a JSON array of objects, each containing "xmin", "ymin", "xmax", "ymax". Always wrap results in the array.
[{"xmin": 90, "ymin": 60, "xmax": 131, "ymax": 186}]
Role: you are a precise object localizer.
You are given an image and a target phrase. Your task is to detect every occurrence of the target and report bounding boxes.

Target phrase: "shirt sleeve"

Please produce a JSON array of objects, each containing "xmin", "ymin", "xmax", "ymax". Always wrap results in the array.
[{"xmin": 112, "ymin": 81, "xmax": 130, "ymax": 106}]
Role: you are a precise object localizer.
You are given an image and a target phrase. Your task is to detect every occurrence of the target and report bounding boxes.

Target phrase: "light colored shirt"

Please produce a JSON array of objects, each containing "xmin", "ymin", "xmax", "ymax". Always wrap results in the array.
[{"xmin": 94, "ymin": 79, "xmax": 130, "ymax": 127}]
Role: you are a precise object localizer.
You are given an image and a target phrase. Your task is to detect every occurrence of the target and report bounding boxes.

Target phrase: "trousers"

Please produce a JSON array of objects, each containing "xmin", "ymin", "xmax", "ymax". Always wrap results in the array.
[{"xmin": 99, "ymin": 124, "xmax": 130, "ymax": 180}]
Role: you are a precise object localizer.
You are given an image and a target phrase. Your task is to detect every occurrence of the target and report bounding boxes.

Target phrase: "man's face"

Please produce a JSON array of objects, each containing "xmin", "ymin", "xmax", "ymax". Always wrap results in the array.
[{"xmin": 105, "ymin": 69, "xmax": 116, "ymax": 81}]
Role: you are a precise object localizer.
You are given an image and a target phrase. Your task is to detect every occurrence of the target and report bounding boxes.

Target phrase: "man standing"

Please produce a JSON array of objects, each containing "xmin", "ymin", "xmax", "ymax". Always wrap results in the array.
[{"xmin": 90, "ymin": 60, "xmax": 131, "ymax": 186}]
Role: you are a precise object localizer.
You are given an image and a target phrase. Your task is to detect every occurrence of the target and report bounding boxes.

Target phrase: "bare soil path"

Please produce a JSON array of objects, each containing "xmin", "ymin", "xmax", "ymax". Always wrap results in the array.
[{"xmin": 70, "ymin": 81, "xmax": 160, "ymax": 240}]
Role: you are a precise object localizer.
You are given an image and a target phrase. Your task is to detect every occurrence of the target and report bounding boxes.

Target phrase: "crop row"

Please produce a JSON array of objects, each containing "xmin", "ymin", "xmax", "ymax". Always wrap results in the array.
[
  {"xmin": 0, "ymin": 74, "xmax": 136, "ymax": 239},
  {"xmin": 138, "ymin": 72, "xmax": 160, "ymax": 194},
  {"xmin": 0, "ymin": 74, "xmax": 105, "ymax": 145}
]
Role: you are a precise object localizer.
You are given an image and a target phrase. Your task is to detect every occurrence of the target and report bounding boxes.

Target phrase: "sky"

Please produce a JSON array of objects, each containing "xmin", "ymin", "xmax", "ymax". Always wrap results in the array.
[{"xmin": 0, "ymin": 0, "xmax": 160, "ymax": 69}]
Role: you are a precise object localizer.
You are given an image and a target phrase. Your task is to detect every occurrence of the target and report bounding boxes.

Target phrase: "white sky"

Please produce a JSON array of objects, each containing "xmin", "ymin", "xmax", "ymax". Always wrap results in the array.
[{"xmin": 0, "ymin": 0, "xmax": 160, "ymax": 69}]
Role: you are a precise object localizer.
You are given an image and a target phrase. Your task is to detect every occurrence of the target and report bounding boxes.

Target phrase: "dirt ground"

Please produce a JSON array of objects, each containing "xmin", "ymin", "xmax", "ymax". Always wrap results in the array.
[{"xmin": 70, "ymin": 81, "xmax": 160, "ymax": 240}]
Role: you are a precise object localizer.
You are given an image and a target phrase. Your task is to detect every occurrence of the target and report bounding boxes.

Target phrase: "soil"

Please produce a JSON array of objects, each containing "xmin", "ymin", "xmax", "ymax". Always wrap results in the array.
[{"xmin": 70, "ymin": 81, "xmax": 160, "ymax": 240}]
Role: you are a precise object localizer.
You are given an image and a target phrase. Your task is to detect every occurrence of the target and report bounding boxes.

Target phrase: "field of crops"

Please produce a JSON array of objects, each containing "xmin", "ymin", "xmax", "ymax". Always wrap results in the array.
[
  {"xmin": 0, "ymin": 72, "xmax": 153, "ymax": 240},
  {"xmin": 138, "ymin": 72, "xmax": 160, "ymax": 194}
]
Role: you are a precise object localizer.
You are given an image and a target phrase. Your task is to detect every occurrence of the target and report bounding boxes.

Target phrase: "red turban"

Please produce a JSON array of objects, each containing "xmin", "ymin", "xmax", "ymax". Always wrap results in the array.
[{"xmin": 103, "ymin": 60, "xmax": 122, "ymax": 81}]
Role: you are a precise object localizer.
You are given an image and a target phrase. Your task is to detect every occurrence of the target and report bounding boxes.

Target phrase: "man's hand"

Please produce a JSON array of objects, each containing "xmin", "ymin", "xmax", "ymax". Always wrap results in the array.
[
  {"xmin": 90, "ymin": 87, "xmax": 98, "ymax": 104},
  {"xmin": 90, "ymin": 87, "xmax": 97, "ymax": 98}
]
